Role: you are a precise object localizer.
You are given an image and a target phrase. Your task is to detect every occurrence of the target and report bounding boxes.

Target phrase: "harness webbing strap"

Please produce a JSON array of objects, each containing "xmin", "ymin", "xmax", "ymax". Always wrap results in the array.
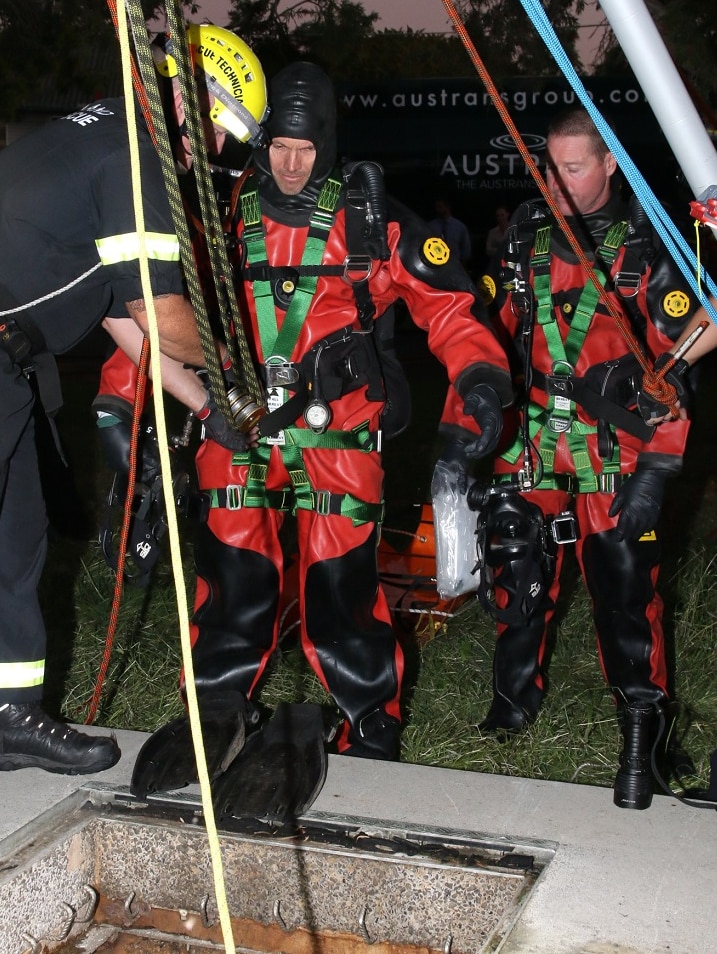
[
  {"xmin": 211, "ymin": 420, "xmax": 382, "ymax": 522},
  {"xmin": 205, "ymin": 482, "xmax": 384, "ymax": 524},
  {"xmin": 240, "ymin": 176, "xmax": 342, "ymax": 363},
  {"xmin": 232, "ymin": 177, "xmax": 384, "ymax": 524},
  {"xmin": 502, "ymin": 222, "xmax": 630, "ymax": 490},
  {"xmin": 209, "ymin": 423, "xmax": 382, "ymax": 523},
  {"xmin": 281, "ymin": 421, "xmax": 378, "ymax": 451}
]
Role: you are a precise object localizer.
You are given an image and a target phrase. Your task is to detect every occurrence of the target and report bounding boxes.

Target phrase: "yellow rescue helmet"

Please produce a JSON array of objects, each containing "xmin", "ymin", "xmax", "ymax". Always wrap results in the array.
[{"xmin": 154, "ymin": 24, "xmax": 268, "ymax": 145}]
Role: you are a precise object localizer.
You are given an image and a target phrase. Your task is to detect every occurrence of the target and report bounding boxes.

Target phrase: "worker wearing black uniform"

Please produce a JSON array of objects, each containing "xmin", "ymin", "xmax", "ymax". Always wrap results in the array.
[{"xmin": 0, "ymin": 25, "xmax": 268, "ymax": 774}]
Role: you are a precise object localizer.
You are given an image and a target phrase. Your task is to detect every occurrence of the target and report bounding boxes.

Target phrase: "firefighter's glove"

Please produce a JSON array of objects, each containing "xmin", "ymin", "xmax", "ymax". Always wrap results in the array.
[
  {"xmin": 462, "ymin": 384, "xmax": 503, "ymax": 458},
  {"xmin": 637, "ymin": 353, "xmax": 690, "ymax": 423},
  {"xmin": 608, "ymin": 464, "xmax": 668, "ymax": 541},
  {"xmin": 95, "ymin": 407, "xmax": 161, "ymax": 484},
  {"xmin": 196, "ymin": 394, "xmax": 249, "ymax": 452}
]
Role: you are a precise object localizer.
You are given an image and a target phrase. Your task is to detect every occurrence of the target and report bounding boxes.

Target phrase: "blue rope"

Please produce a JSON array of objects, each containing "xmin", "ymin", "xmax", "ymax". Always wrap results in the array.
[{"xmin": 519, "ymin": 0, "xmax": 717, "ymax": 324}]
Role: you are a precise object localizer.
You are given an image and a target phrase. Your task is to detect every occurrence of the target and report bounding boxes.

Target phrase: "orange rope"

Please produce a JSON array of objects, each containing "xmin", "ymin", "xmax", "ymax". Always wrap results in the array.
[
  {"xmin": 85, "ymin": 338, "xmax": 150, "ymax": 724},
  {"xmin": 440, "ymin": 0, "xmax": 654, "ymax": 377}
]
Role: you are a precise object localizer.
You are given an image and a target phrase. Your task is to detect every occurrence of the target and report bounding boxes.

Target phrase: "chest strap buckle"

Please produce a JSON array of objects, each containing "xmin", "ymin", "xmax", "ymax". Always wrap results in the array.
[{"xmin": 614, "ymin": 271, "xmax": 641, "ymax": 298}]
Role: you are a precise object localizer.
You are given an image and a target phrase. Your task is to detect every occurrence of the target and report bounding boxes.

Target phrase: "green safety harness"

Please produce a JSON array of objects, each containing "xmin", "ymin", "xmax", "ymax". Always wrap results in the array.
[
  {"xmin": 500, "ymin": 221, "xmax": 631, "ymax": 494},
  {"xmin": 204, "ymin": 174, "xmax": 385, "ymax": 527}
]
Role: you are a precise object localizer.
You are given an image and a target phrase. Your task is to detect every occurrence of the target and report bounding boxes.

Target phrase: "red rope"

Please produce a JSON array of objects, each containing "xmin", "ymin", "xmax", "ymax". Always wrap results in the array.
[
  {"xmin": 106, "ymin": 0, "xmax": 158, "ymax": 148},
  {"xmin": 82, "ymin": 1, "xmax": 159, "ymax": 724},
  {"xmin": 85, "ymin": 338, "xmax": 150, "ymax": 724}
]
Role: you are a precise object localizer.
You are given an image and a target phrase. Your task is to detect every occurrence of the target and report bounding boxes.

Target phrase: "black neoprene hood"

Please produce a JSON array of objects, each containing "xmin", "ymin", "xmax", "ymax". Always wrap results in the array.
[{"xmin": 253, "ymin": 61, "xmax": 338, "ymax": 213}]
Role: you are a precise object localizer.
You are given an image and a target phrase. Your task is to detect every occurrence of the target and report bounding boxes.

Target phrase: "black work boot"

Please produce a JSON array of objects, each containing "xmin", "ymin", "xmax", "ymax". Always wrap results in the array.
[
  {"xmin": 0, "ymin": 703, "xmax": 121, "ymax": 775},
  {"xmin": 613, "ymin": 702, "xmax": 658, "ymax": 810}
]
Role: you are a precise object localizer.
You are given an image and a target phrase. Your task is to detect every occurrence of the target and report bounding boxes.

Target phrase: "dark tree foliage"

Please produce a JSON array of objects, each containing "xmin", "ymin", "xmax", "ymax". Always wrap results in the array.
[
  {"xmin": 222, "ymin": 0, "xmax": 586, "ymax": 81},
  {"xmin": 593, "ymin": 0, "xmax": 717, "ymax": 107},
  {"xmin": 5, "ymin": 1, "xmax": 713, "ymax": 123},
  {"xmin": 225, "ymin": 0, "xmax": 378, "ymax": 78},
  {"xmin": 347, "ymin": 30, "xmax": 473, "ymax": 81},
  {"xmin": 452, "ymin": 0, "xmax": 586, "ymax": 81},
  {"xmin": 0, "ymin": 1, "xmax": 190, "ymax": 121}
]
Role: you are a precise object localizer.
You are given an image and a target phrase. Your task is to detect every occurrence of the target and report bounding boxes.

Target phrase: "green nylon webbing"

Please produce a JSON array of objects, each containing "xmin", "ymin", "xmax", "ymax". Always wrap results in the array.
[
  {"xmin": 501, "ymin": 406, "xmax": 620, "ymax": 491},
  {"xmin": 502, "ymin": 222, "xmax": 628, "ymax": 490},
  {"xmin": 224, "ymin": 179, "xmax": 382, "ymax": 524},
  {"xmin": 240, "ymin": 177, "xmax": 342, "ymax": 362},
  {"xmin": 209, "ymin": 425, "xmax": 383, "ymax": 524},
  {"xmin": 598, "ymin": 221, "xmax": 629, "ymax": 265}
]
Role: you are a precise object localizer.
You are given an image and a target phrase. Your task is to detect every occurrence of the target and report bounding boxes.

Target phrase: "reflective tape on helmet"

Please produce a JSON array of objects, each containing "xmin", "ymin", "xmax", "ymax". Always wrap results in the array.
[
  {"xmin": 422, "ymin": 237, "xmax": 450, "ymax": 266},
  {"xmin": 661, "ymin": 289, "xmax": 691, "ymax": 319},
  {"xmin": 0, "ymin": 659, "xmax": 44, "ymax": 689},
  {"xmin": 96, "ymin": 232, "xmax": 181, "ymax": 265}
]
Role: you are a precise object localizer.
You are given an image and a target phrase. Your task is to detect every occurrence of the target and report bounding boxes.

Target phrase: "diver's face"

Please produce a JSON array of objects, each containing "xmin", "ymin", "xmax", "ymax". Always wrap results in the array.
[
  {"xmin": 545, "ymin": 133, "xmax": 616, "ymax": 216},
  {"xmin": 268, "ymin": 137, "xmax": 317, "ymax": 195}
]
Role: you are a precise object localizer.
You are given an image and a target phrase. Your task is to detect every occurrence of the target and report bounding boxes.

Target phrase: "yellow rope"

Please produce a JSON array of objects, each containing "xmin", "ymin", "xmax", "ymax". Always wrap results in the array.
[{"xmin": 115, "ymin": 5, "xmax": 236, "ymax": 951}]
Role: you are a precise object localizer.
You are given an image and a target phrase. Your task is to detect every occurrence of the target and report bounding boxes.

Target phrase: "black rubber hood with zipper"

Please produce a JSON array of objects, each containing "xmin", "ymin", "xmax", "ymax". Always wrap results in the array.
[{"xmin": 253, "ymin": 61, "xmax": 338, "ymax": 215}]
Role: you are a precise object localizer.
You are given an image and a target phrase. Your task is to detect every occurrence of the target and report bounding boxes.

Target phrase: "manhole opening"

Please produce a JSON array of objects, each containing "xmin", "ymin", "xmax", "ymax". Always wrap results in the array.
[{"xmin": 0, "ymin": 790, "xmax": 554, "ymax": 954}]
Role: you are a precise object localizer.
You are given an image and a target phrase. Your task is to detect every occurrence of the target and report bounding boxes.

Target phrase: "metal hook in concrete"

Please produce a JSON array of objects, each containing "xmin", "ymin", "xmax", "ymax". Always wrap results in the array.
[
  {"xmin": 76, "ymin": 884, "xmax": 99, "ymax": 924},
  {"xmin": 358, "ymin": 904, "xmax": 374, "ymax": 944},
  {"xmin": 48, "ymin": 902, "xmax": 76, "ymax": 942},
  {"xmin": 273, "ymin": 898, "xmax": 290, "ymax": 932},
  {"xmin": 200, "ymin": 894, "xmax": 217, "ymax": 928},
  {"xmin": 443, "ymin": 934, "xmax": 454, "ymax": 954},
  {"xmin": 124, "ymin": 890, "xmax": 138, "ymax": 919},
  {"xmin": 19, "ymin": 935, "xmax": 41, "ymax": 954}
]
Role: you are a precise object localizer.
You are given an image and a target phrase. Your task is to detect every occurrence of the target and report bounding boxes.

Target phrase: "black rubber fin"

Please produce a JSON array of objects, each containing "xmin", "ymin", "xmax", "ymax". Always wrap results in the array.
[
  {"xmin": 131, "ymin": 692, "xmax": 249, "ymax": 799},
  {"xmin": 212, "ymin": 702, "xmax": 327, "ymax": 827}
]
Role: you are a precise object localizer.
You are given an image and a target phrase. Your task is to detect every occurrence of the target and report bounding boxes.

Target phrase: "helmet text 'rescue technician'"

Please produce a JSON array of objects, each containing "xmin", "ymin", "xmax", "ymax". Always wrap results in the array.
[{"xmin": 153, "ymin": 23, "xmax": 269, "ymax": 145}]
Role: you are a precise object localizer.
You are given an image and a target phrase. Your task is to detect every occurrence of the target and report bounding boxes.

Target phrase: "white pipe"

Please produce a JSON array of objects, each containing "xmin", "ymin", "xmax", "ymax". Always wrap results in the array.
[{"xmin": 598, "ymin": 0, "xmax": 717, "ymax": 200}]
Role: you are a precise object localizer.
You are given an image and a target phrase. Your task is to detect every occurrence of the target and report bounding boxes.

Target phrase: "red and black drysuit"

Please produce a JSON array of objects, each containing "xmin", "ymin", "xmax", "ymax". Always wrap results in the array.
[
  {"xmin": 480, "ymin": 194, "xmax": 699, "ymax": 732},
  {"xmin": 185, "ymin": 62, "xmax": 512, "ymax": 760},
  {"xmin": 190, "ymin": 179, "xmax": 512, "ymax": 758}
]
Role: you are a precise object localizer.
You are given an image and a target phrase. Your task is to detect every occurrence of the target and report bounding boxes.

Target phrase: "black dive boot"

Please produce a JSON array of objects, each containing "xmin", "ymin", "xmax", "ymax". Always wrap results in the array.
[
  {"xmin": 613, "ymin": 702, "xmax": 658, "ymax": 810},
  {"xmin": 479, "ymin": 695, "xmax": 533, "ymax": 738},
  {"xmin": 343, "ymin": 709, "xmax": 402, "ymax": 761}
]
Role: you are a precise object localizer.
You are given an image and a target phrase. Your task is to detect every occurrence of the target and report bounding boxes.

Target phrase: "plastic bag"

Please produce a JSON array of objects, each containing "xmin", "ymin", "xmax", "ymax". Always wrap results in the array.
[{"xmin": 430, "ymin": 460, "xmax": 480, "ymax": 599}]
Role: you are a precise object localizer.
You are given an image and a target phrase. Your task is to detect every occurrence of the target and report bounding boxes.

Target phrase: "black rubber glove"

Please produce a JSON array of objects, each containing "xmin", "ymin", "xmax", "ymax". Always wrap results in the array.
[
  {"xmin": 608, "ymin": 464, "xmax": 668, "ymax": 541},
  {"xmin": 434, "ymin": 438, "xmax": 474, "ymax": 493},
  {"xmin": 637, "ymin": 353, "xmax": 690, "ymax": 423},
  {"xmin": 196, "ymin": 395, "xmax": 249, "ymax": 452},
  {"xmin": 461, "ymin": 384, "xmax": 504, "ymax": 458},
  {"xmin": 95, "ymin": 404, "xmax": 161, "ymax": 484}
]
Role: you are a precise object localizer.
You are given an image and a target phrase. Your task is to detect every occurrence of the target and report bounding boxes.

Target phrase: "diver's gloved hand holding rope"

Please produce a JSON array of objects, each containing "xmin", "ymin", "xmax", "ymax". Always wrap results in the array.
[
  {"xmin": 637, "ymin": 352, "xmax": 691, "ymax": 423},
  {"xmin": 195, "ymin": 392, "xmax": 251, "ymax": 452}
]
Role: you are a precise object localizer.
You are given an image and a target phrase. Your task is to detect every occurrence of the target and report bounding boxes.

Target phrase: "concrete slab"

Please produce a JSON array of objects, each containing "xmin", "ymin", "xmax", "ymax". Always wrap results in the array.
[{"xmin": 0, "ymin": 724, "xmax": 715, "ymax": 954}]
